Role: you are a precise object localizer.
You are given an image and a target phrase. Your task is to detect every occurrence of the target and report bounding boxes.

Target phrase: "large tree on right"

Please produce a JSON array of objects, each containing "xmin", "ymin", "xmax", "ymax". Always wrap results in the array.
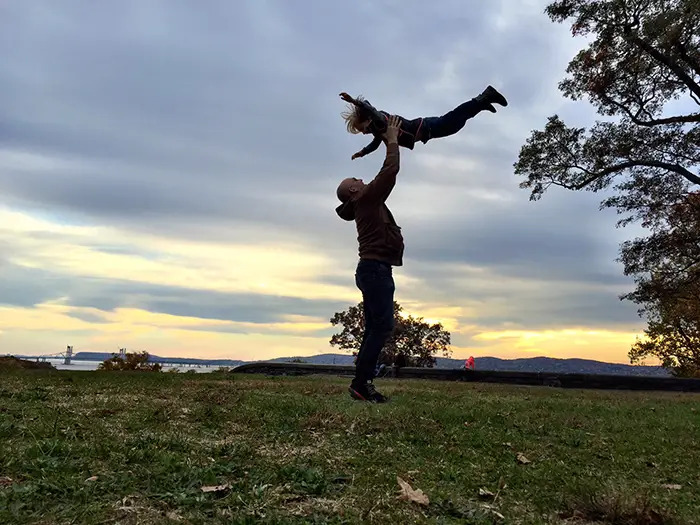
[{"xmin": 514, "ymin": 0, "xmax": 700, "ymax": 376}]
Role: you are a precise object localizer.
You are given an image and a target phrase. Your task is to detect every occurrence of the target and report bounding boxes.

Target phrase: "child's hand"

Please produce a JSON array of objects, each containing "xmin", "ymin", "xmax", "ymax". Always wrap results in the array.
[
  {"xmin": 339, "ymin": 92, "xmax": 355, "ymax": 103},
  {"xmin": 351, "ymin": 152, "xmax": 363, "ymax": 160}
]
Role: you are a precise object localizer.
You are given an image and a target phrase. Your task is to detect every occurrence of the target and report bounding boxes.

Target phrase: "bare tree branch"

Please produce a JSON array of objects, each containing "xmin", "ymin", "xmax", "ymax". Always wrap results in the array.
[
  {"xmin": 690, "ymin": 90, "xmax": 700, "ymax": 105},
  {"xmin": 624, "ymin": 32, "xmax": 700, "ymax": 99},
  {"xmin": 600, "ymin": 93, "xmax": 700, "ymax": 125},
  {"xmin": 673, "ymin": 39, "xmax": 700, "ymax": 78},
  {"xmin": 562, "ymin": 160, "xmax": 700, "ymax": 190}
]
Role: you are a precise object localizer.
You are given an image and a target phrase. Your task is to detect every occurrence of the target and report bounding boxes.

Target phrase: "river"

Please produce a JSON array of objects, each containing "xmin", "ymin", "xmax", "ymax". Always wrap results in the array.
[{"xmin": 37, "ymin": 358, "xmax": 218, "ymax": 373}]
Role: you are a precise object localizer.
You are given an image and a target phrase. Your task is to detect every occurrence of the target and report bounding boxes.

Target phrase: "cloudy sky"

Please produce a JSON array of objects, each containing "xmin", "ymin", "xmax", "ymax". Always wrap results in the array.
[{"xmin": 0, "ymin": 0, "xmax": 649, "ymax": 363}]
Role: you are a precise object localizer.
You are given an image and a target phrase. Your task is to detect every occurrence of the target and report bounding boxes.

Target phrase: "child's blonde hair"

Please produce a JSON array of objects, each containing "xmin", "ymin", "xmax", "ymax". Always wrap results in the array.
[{"xmin": 341, "ymin": 95, "xmax": 369, "ymax": 134}]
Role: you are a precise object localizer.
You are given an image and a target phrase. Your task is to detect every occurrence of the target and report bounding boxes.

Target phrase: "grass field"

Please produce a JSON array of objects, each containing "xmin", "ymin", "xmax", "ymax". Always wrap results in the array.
[{"xmin": 1, "ymin": 370, "xmax": 699, "ymax": 524}]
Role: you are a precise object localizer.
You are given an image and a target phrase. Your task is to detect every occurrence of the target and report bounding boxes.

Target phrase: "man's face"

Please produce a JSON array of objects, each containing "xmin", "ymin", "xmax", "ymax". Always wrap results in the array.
[
  {"xmin": 350, "ymin": 178, "xmax": 365, "ymax": 194},
  {"xmin": 346, "ymin": 177, "xmax": 365, "ymax": 194},
  {"xmin": 337, "ymin": 177, "xmax": 365, "ymax": 202}
]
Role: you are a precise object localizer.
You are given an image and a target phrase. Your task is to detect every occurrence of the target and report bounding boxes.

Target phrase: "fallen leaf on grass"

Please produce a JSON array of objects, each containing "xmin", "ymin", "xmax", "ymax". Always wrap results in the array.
[
  {"xmin": 85, "ymin": 476, "xmax": 98, "ymax": 482},
  {"xmin": 516, "ymin": 453, "xmax": 531, "ymax": 465},
  {"xmin": 481, "ymin": 504, "xmax": 506, "ymax": 520},
  {"xmin": 201, "ymin": 483, "xmax": 231, "ymax": 493},
  {"xmin": 397, "ymin": 476, "xmax": 429, "ymax": 506},
  {"xmin": 0, "ymin": 477, "xmax": 13, "ymax": 487},
  {"xmin": 478, "ymin": 488, "xmax": 495, "ymax": 499},
  {"xmin": 661, "ymin": 484, "xmax": 682, "ymax": 490}
]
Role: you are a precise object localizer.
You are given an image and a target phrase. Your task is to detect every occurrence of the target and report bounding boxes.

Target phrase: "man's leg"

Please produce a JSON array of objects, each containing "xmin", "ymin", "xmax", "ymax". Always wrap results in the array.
[
  {"xmin": 354, "ymin": 274, "xmax": 394, "ymax": 385},
  {"xmin": 352, "ymin": 295, "xmax": 374, "ymax": 382},
  {"xmin": 350, "ymin": 260, "xmax": 395, "ymax": 399}
]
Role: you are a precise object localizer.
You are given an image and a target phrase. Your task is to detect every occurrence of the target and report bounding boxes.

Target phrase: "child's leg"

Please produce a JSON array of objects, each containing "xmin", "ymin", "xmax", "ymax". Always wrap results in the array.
[
  {"xmin": 424, "ymin": 86, "xmax": 507, "ymax": 141},
  {"xmin": 425, "ymin": 100, "xmax": 491, "ymax": 140}
]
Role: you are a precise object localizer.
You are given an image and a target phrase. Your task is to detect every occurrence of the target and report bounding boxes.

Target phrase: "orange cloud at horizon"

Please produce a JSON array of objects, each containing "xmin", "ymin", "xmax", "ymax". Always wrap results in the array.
[
  {"xmin": 0, "ymin": 302, "xmax": 646, "ymax": 365},
  {"xmin": 1, "ymin": 207, "xmax": 648, "ymax": 366}
]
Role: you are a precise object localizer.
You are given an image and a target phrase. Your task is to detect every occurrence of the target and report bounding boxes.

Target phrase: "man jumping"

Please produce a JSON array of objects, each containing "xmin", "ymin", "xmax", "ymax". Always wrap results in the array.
[{"xmin": 335, "ymin": 115, "xmax": 403, "ymax": 403}]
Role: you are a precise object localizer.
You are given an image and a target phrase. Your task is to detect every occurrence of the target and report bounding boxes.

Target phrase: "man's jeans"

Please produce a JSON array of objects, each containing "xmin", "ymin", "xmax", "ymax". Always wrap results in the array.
[{"xmin": 354, "ymin": 259, "xmax": 395, "ymax": 385}]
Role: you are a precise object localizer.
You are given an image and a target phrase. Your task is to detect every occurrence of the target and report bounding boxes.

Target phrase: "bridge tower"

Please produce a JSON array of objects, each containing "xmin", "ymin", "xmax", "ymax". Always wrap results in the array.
[{"xmin": 64, "ymin": 345, "xmax": 73, "ymax": 365}]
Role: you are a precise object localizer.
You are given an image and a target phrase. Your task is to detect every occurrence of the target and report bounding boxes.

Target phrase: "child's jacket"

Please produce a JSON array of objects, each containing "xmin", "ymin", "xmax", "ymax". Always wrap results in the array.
[{"xmin": 356, "ymin": 99, "xmax": 425, "ymax": 156}]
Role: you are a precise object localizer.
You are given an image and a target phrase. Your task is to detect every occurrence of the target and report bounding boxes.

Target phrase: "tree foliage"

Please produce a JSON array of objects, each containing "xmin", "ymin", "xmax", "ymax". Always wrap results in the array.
[
  {"xmin": 515, "ymin": 0, "xmax": 700, "ymax": 375},
  {"xmin": 626, "ymin": 192, "xmax": 700, "ymax": 376},
  {"xmin": 98, "ymin": 350, "xmax": 163, "ymax": 372},
  {"xmin": 329, "ymin": 302, "xmax": 452, "ymax": 367}
]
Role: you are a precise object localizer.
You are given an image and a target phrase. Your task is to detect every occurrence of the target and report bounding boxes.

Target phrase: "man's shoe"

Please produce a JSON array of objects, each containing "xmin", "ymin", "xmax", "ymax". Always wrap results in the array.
[
  {"xmin": 348, "ymin": 382, "xmax": 389, "ymax": 403},
  {"xmin": 365, "ymin": 382, "xmax": 389, "ymax": 403}
]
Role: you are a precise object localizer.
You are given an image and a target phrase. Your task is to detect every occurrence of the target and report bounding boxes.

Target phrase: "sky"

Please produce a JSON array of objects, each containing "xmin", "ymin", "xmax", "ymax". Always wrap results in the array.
[{"xmin": 0, "ymin": 0, "xmax": 652, "ymax": 364}]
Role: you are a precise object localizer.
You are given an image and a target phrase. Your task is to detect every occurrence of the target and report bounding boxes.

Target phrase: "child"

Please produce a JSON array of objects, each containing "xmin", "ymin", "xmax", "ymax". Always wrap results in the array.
[{"xmin": 339, "ymin": 86, "xmax": 507, "ymax": 159}]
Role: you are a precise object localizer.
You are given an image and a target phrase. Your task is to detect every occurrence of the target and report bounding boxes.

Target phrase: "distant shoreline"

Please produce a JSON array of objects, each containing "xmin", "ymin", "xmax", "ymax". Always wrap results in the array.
[{"xmin": 3, "ymin": 352, "xmax": 669, "ymax": 377}]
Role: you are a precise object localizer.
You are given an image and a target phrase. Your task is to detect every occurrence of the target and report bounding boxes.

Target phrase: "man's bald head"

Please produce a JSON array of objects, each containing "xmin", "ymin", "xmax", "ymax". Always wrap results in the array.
[{"xmin": 336, "ymin": 177, "xmax": 365, "ymax": 202}]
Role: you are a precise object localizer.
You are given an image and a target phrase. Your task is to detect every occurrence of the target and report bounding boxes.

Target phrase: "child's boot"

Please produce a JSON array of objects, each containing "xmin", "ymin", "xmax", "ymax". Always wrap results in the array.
[{"xmin": 475, "ymin": 86, "xmax": 508, "ymax": 110}]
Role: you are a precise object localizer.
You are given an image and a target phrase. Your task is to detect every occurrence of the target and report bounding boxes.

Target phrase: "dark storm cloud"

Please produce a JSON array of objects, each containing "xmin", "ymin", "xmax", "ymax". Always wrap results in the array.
[
  {"xmin": 0, "ymin": 0, "xmax": 576, "ymax": 225},
  {"xmin": 0, "ymin": 263, "xmax": 73, "ymax": 308},
  {"xmin": 65, "ymin": 277, "xmax": 346, "ymax": 326}
]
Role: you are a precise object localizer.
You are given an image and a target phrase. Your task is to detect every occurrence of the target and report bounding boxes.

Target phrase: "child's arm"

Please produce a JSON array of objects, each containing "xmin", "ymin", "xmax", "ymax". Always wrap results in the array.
[
  {"xmin": 339, "ymin": 92, "xmax": 357, "ymax": 104},
  {"xmin": 340, "ymin": 92, "xmax": 387, "ymax": 130},
  {"xmin": 352, "ymin": 136, "xmax": 383, "ymax": 159}
]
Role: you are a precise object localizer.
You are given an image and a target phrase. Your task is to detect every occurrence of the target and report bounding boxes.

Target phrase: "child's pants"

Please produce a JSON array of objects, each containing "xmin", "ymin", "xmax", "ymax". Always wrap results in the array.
[{"xmin": 422, "ymin": 99, "xmax": 488, "ymax": 142}]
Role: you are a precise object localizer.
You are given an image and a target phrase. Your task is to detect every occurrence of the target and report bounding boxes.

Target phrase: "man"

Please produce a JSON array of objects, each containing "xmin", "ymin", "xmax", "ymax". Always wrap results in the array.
[{"xmin": 335, "ymin": 115, "xmax": 403, "ymax": 403}]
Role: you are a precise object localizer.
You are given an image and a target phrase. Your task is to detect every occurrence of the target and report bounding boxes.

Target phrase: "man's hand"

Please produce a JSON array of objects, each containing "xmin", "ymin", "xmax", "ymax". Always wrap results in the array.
[
  {"xmin": 339, "ymin": 92, "xmax": 356, "ymax": 104},
  {"xmin": 383, "ymin": 115, "xmax": 401, "ymax": 144},
  {"xmin": 351, "ymin": 152, "xmax": 363, "ymax": 160}
]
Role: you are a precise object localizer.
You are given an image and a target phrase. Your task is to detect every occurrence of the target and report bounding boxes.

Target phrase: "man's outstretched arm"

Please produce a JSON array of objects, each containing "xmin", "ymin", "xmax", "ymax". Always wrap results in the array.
[{"xmin": 363, "ymin": 116, "xmax": 401, "ymax": 202}]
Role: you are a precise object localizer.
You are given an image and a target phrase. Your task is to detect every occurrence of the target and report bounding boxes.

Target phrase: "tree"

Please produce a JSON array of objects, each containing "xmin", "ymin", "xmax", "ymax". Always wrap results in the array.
[
  {"xmin": 625, "ymin": 192, "xmax": 700, "ymax": 376},
  {"xmin": 514, "ymin": 0, "xmax": 700, "ymax": 374},
  {"xmin": 329, "ymin": 301, "xmax": 452, "ymax": 367},
  {"xmin": 98, "ymin": 350, "xmax": 163, "ymax": 372}
]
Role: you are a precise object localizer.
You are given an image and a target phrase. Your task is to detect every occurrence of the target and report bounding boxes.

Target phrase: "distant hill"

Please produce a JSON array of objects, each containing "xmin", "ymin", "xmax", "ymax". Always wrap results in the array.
[
  {"xmin": 268, "ymin": 353, "xmax": 670, "ymax": 377},
  {"xmin": 10, "ymin": 351, "xmax": 669, "ymax": 377}
]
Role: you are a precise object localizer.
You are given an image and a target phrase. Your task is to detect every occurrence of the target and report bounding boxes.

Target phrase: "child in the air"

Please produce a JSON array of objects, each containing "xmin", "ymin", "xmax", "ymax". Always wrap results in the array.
[{"xmin": 339, "ymin": 86, "xmax": 507, "ymax": 159}]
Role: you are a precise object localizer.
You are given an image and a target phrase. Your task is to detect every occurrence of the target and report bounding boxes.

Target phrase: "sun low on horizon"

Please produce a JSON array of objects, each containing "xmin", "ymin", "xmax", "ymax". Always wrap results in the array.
[{"xmin": 0, "ymin": 1, "xmax": 648, "ymax": 366}]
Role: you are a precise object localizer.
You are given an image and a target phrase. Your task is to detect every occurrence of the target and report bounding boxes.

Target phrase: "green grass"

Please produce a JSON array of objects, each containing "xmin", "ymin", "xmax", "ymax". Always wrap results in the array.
[{"xmin": 1, "ymin": 370, "xmax": 699, "ymax": 524}]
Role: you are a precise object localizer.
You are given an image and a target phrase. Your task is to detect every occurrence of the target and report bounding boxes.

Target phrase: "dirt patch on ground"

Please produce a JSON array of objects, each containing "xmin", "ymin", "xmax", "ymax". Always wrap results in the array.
[{"xmin": 0, "ymin": 356, "xmax": 56, "ymax": 371}]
